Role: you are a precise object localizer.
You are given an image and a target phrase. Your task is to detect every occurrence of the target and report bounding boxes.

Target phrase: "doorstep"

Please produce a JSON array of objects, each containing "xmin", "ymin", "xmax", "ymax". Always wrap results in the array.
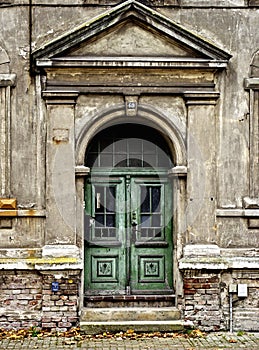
[{"xmin": 80, "ymin": 307, "xmax": 184, "ymax": 334}]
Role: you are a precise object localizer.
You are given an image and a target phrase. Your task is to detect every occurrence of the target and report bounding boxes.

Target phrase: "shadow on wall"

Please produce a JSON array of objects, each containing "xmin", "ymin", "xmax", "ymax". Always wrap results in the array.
[{"xmin": 0, "ymin": 46, "xmax": 10, "ymax": 73}]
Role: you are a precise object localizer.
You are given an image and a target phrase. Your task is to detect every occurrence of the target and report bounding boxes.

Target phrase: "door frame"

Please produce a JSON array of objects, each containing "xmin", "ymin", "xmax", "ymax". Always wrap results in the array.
[{"xmin": 84, "ymin": 169, "xmax": 174, "ymax": 296}]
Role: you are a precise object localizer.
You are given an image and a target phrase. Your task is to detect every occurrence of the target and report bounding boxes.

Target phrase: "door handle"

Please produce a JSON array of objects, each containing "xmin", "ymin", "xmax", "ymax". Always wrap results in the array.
[{"xmin": 131, "ymin": 211, "xmax": 138, "ymax": 227}]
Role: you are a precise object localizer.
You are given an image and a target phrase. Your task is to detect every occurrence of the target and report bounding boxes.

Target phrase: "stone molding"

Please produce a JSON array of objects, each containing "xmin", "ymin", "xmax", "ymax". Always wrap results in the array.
[
  {"xmin": 42, "ymin": 91, "xmax": 79, "ymax": 104},
  {"xmin": 244, "ymin": 78, "xmax": 259, "ymax": 89},
  {"xmin": 216, "ymin": 208, "xmax": 259, "ymax": 217},
  {"xmin": 32, "ymin": 0, "xmax": 231, "ymax": 72},
  {"xmin": 179, "ymin": 256, "xmax": 259, "ymax": 270},
  {"xmin": 0, "ymin": 245, "xmax": 82, "ymax": 270},
  {"xmin": 183, "ymin": 244, "xmax": 221, "ymax": 257},
  {"xmin": 0, "ymin": 209, "xmax": 46, "ymax": 217},
  {"xmin": 179, "ymin": 244, "xmax": 259, "ymax": 270},
  {"xmin": 0, "ymin": 74, "xmax": 16, "ymax": 87},
  {"xmin": 12, "ymin": 0, "xmax": 253, "ymax": 7},
  {"xmin": 76, "ymin": 103, "xmax": 187, "ymax": 167},
  {"xmin": 183, "ymin": 91, "xmax": 220, "ymax": 105},
  {"xmin": 75, "ymin": 165, "xmax": 90, "ymax": 177},
  {"xmin": 243, "ymin": 196, "xmax": 259, "ymax": 209},
  {"xmin": 42, "ymin": 244, "xmax": 80, "ymax": 258},
  {"xmin": 168, "ymin": 166, "xmax": 188, "ymax": 177},
  {"xmin": 37, "ymin": 57, "xmax": 229, "ymax": 70}
]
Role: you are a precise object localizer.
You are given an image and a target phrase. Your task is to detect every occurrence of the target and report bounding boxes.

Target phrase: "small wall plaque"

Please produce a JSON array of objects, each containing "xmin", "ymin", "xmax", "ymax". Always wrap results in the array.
[
  {"xmin": 51, "ymin": 281, "xmax": 59, "ymax": 292},
  {"xmin": 125, "ymin": 96, "xmax": 138, "ymax": 117},
  {"xmin": 238, "ymin": 284, "xmax": 248, "ymax": 297},
  {"xmin": 53, "ymin": 128, "xmax": 69, "ymax": 143}
]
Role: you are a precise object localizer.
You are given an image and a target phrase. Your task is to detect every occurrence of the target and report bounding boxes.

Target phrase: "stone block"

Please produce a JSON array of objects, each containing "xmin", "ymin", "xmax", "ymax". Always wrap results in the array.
[
  {"xmin": 42, "ymin": 322, "xmax": 57, "ymax": 328},
  {"xmin": 58, "ymin": 321, "xmax": 72, "ymax": 328}
]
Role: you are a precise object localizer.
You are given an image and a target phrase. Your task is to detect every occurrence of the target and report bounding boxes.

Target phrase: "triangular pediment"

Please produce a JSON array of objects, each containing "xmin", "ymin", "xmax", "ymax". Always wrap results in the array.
[
  {"xmin": 69, "ymin": 20, "xmax": 198, "ymax": 58},
  {"xmin": 32, "ymin": 0, "xmax": 231, "ymax": 68}
]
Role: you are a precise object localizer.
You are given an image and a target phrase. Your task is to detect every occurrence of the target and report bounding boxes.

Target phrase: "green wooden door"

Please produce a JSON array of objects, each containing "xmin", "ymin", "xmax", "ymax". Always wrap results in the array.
[
  {"xmin": 84, "ymin": 177, "xmax": 127, "ymax": 295},
  {"xmin": 130, "ymin": 177, "xmax": 173, "ymax": 294},
  {"xmin": 84, "ymin": 174, "xmax": 173, "ymax": 295}
]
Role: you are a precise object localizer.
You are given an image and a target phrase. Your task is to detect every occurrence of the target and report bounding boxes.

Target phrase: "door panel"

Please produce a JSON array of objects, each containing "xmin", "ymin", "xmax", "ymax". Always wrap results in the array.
[
  {"xmin": 84, "ymin": 175, "xmax": 173, "ymax": 295},
  {"xmin": 84, "ymin": 177, "xmax": 126, "ymax": 295},
  {"xmin": 130, "ymin": 178, "xmax": 173, "ymax": 294}
]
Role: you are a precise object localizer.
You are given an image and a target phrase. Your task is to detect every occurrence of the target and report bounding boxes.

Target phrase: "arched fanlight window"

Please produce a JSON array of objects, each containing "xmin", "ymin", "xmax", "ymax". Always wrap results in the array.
[{"xmin": 85, "ymin": 124, "xmax": 173, "ymax": 169}]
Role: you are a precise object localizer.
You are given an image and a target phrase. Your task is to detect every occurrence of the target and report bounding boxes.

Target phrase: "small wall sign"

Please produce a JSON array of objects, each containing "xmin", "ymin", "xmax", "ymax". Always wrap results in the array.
[{"xmin": 51, "ymin": 281, "xmax": 59, "ymax": 292}]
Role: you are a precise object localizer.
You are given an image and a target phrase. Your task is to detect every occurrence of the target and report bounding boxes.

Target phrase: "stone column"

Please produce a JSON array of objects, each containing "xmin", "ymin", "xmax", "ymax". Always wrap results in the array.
[
  {"xmin": 43, "ymin": 91, "xmax": 79, "ymax": 250},
  {"xmin": 184, "ymin": 92, "xmax": 219, "ymax": 244},
  {"xmin": 0, "ymin": 74, "xmax": 16, "ymax": 197}
]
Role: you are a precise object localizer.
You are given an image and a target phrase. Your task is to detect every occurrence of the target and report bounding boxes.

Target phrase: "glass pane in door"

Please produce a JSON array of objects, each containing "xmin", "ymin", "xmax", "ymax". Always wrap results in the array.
[{"xmin": 140, "ymin": 185, "xmax": 162, "ymax": 239}]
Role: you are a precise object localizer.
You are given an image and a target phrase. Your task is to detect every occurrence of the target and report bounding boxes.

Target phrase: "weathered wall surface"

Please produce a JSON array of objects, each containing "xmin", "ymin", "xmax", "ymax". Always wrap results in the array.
[
  {"xmin": 0, "ymin": 1, "xmax": 258, "ymax": 246},
  {"xmin": 0, "ymin": 0, "xmax": 258, "ymax": 332},
  {"xmin": 0, "ymin": 270, "xmax": 80, "ymax": 331}
]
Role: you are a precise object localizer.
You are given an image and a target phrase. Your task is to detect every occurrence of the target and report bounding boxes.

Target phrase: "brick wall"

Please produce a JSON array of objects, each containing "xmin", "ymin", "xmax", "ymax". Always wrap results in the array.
[
  {"xmin": 41, "ymin": 271, "xmax": 80, "ymax": 332},
  {"xmin": 0, "ymin": 271, "xmax": 42, "ymax": 329},
  {"xmin": 182, "ymin": 270, "xmax": 225, "ymax": 331},
  {"xmin": 221, "ymin": 270, "xmax": 259, "ymax": 331},
  {"xmin": 0, "ymin": 270, "xmax": 80, "ymax": 331}
]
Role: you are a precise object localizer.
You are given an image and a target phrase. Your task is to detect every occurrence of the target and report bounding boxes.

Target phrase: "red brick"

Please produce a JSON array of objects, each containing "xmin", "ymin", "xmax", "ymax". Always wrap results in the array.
[{"xmin": 184, "ymin": 289, "xmax": 196, "ymax": 295}]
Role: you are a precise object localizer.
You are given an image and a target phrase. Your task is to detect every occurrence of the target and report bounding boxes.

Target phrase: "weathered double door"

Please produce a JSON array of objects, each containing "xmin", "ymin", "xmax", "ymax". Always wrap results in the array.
[{"xmin": 84, "ymin": 173, "xmax": 173, "ymax": 295}]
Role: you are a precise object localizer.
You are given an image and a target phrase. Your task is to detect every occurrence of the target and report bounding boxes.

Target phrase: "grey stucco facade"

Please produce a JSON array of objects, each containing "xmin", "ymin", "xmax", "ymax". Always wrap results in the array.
[{"xmin": 0, "ymin": 0, "xmax": 258, "ymax": 332}]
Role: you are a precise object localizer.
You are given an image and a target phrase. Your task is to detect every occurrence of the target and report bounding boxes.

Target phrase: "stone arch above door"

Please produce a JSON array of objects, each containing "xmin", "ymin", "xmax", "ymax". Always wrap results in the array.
[{"xmin": 75, "ymin": 103, "xmax": 187, "ymax": 168}]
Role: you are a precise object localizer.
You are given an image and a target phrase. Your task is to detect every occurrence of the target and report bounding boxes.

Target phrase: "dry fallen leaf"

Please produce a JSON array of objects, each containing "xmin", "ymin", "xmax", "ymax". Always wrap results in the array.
[
  {"xmin": 0, "ymin": 327, "xmax": 207, "ymax": 341},
  {"xmin": 228, "ymin": 338, "xmax": 238, "ymax": 343}
]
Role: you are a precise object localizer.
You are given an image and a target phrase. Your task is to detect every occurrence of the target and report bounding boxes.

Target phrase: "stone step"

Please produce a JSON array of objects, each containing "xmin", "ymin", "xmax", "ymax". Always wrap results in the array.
[
  {"xmin": 80, "ymin": 320, "xmax": 185, "ymax": 334},
  {"xmin": 81, "ymin": 307, "xmax": 181, "ymax": 322}
]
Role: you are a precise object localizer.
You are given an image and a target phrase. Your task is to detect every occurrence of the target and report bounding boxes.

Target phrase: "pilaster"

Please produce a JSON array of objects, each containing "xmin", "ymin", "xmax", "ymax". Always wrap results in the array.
[
  {"xmin": 0, "ymin": 74, "xmax": 16, "ymax": 197},
  {"xmin": 244, "ymin": 78, "xmax": 259, "ymax": 198},
  {"xmin": 43, "ymin": 90, "xmax": 79, "ymax": 245},
  {"xmin": 183, "ymin": 92, "xmax": 219, "ymax": 244}
]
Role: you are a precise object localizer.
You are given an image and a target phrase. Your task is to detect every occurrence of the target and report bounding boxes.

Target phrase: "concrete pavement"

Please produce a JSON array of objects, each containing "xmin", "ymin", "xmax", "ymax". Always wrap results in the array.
[{"xmin": 0, "ymin": 332, "xmax": 258, "ymax": 349}]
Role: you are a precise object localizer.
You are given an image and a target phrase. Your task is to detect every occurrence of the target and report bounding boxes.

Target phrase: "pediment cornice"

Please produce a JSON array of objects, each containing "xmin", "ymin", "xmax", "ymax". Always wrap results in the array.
[{"xmin": 32, "ymin": 0, "xmax": 231, "ymax": 71}]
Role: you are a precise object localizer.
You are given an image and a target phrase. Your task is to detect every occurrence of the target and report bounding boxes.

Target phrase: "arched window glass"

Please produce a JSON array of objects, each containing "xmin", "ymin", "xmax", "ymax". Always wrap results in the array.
[{"xmin": 85, "ymin": 124, "xmax": 173, "ymax": 168}]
